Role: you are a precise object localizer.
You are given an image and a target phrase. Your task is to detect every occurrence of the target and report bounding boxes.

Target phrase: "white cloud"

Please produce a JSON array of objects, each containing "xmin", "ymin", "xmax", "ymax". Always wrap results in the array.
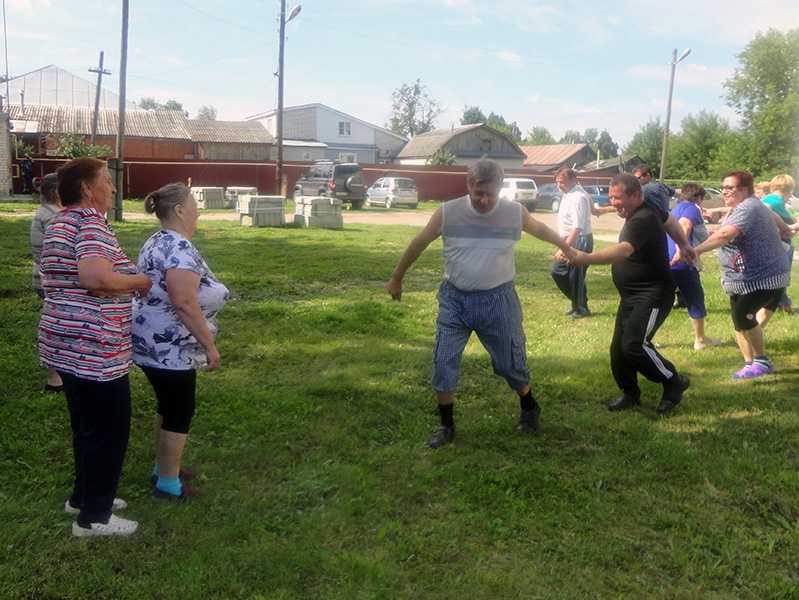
[
  {"xmin": 607, "ymin": 15, "xmax": 622, "ymax": 26},
  {"xmin": 626, "ymin": 63, "xmax": 734, "ymax": 90},
  {"xmin": 7, "ymin": 0, "xmax": 51, "ymax": 17},
  {"xmin": 494, "ymin": 51, "xmax": 524, "ymax": 68}
]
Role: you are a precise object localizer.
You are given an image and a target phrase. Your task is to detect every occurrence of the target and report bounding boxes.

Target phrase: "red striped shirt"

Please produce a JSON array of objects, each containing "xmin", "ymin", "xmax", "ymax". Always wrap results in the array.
[{"xmin": 38, "ymin": 208, "xmax": 137, "ymax": 381}]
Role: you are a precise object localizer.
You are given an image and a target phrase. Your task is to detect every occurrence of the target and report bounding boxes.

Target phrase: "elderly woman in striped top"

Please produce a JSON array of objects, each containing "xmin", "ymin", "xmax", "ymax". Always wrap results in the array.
[{"xmin": 38, "ymin": 158, "xmax": 151, "ymax": 537}]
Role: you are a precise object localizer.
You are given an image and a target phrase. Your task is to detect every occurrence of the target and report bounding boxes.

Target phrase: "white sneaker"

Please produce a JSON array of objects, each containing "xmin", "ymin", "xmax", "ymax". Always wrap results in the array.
[
  {"xmin": 64, "ymin": 497, "xmax": 128, "ymax": 515},
  {"xmin": 694, "ymin": 337, "xmax": 722, "ymax": 351},
  {"xmin": 72, "ymin": 514, "xmax": 138, "ymax": 537}
]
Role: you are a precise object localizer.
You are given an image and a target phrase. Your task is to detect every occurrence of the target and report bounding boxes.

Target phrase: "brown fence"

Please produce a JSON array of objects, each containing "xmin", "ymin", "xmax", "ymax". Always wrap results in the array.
[{"xmin": 18, "ymin": 158, "xmax": 614, "ymax": 201}]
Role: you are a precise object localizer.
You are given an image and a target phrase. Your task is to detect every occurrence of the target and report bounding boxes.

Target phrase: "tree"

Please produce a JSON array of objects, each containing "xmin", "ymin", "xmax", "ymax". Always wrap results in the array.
[
  {"xmin": 461, "ymin": 105, "xmax": 486, "ymax": 125},
  {"xmin": 595, "ymin": 130, "xmax": 619, "ymax": 159},
  {"xmin": 723, "ymin": 28, "xmax": 799, "ymax": 176},
  {"xmin": 667, "ymin": 111, "xmax": 731, "ymax": 179},
  {"xmin": 56, "ymin": 134, "xmax": 111, "ymax": 158},
  {"xmin": 582, "ymin": 128, "xmax": 599, "ymax": 147},
  {"xmin": 627, "ymin": 118, "xmax": 664, "ymax": 174},
  {"xmin": 523, "ymin": 126, "xmax": 555, "ymax": 145},
  {"xmin": 196, "ymin": 105, "xmax": 218, "ymax": 121},
  {"xmin": 559, "ymin": 129, "xmax": 583, "ymax": 144},
  {"xmin": 389, "ymin": 79, "xmax": 441, "ymax": 137},
  {"xmin": 138, "ymin": 97, "xmax": 184, "ymax": 112},
  {"xmin": 427, "ymin": 148, "xmax": 457, "ymax": 166},
  {"xmin": 484, "ymin": 112, "xmax": 522, "ymax": 142}
]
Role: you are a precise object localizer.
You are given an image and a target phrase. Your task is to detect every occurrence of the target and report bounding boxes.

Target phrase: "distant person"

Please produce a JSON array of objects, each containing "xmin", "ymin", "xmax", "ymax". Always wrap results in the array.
[
  {"xmin": 694, "ymin": 171, "xmax": 791, "ymax": 380},
  {"xmin": 30, "ymin": 173, "xmax": 64, "ymax": 392},
  {"xmin": 567, "ymin": 173, "xmax": 694, "ymax": 414},
  {"xmin": 39, "ymin": 157, "xmax": 151, "ymax": 537},
  {"xmin": 551, "ymin": 167, "xmax": 593, "ymax": 318},
  {"xmin": 760, "ymin": 174, "xmax": 796, "ymax": 314},
  {"xmin": 754, "ymin": 182, "xmax": 770, "ymax": 200},
  {"xmin": 132, "ymin": 183, "xmax": 229, "ymax": 501},
  {"xmin": 667, "ymin": 183, "xmax": 721, "ymax": 350},
  {"xmin": 385, "ymin": 159, "xmax": 576, "ymax": 448},
  {"xmin": 20, "ymin": 155, "xmax": 34, "ymax": 194},
  {"xmin": 634, "ymin": 164, "xmax": 675, "ymax": 214}
]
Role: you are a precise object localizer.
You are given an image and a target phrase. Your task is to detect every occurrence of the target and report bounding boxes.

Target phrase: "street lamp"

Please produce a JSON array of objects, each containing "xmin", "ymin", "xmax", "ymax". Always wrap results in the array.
[
  {"xmin": 275, "ymin": 2, "xmax": 301, "ymax": 195},
  {"xmin": 659, "ymin": 47, "xmax": 691, "ymax": 180}
]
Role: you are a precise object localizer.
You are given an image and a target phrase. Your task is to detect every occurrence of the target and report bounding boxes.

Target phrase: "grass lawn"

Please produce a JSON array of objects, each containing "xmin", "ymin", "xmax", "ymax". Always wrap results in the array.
[{"xmin": 1, "ymin": 216, "xmax": 798, "ymax": 598}]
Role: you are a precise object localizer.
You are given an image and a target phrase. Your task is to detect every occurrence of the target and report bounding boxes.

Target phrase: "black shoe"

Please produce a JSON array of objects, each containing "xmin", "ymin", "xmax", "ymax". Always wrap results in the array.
[
  {"xmin": 43, "ymin": 384, "xmax": 64, "ymax": 393},
  {"xmin": 152, "ymin": 482, "xmax": 201, "ymax": 502},
  {"xmin": 426, "ymin": 425, "xmax": 454, "ymax": 448},
  {"xmin": 518, "ymin": 405, "xmax": 540, "ymax": 435},
  {"xmin": 607, "ymin": 393, "xmax": 641, "ymax": 411},
  {"xmin": 658, "ymin": 375, "xmax": 690, "ymax": 414},
  {"xmin": 571, "ymin": 308, "xmax": 591, "ymax": 319}
]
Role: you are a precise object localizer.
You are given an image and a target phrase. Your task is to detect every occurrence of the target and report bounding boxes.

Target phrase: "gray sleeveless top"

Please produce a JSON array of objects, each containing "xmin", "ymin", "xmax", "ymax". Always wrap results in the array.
[{"xmin": 441, "ymin": 196, "xmax": 523, "ymax": 291}]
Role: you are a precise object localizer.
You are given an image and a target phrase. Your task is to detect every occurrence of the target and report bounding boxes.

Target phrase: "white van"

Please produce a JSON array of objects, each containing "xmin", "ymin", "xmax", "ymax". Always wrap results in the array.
[{"xmin": 499, "ymin": 178, "xmax": 538, "ymax": 210}]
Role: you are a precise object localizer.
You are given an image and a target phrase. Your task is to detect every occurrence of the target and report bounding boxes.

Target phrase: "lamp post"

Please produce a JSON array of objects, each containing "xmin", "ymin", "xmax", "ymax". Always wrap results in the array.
[
  {"xmin": 659, "ymin": 47, "xmax": 691, "ymax": 181},
  {"xmin": 275, "ymin": 1, "xmax": 301, "ymax": 195}
]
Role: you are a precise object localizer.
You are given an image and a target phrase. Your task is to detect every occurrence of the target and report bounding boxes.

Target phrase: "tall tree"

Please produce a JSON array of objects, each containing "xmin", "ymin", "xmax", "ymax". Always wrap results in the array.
[
  {"xmin": 485, "ymin": 112, "xmax": 522, "ymax": 142},
  {"xmin": 461, "ymin": 105, "xmax": 486, "ymax": 125},
  {"xmin": 667, "ymin": 111, "xmax": 731, "ymax": 179},
  {"xmin": 196, "ymin": 105, "xmax": 218, "ymax": 121},
  {"xmin": 582, "ymin": 128, "xmax": 599, "ymax": 147},
  {"xmin": 723, "ymin": 28, "xmax": 799, "ymax": 176},
  {"xmin": 595, "ymin": 129, "xmax": 619, "ymax": 159},
  {"xmin": 559, "ymin": 129, "xmax": 583, "ymax": 144},
  {"xmin": 138, "ymin": 97, "xmax": 184, "ymax": 112},
  {"xmin": 524, "ymin": 126, "xmax": 555, "ymax": 145},
  {"xmin": 162, "ymin": 99, "xmax": 184, "ymax": 112},
  {"xmin": 389, "ymin": 79, "xmax": 441, "ymax": 137},
  {"xmin": 627, "ymin": 118, "xmax": 664, "ymax": 174},
  {"xmin": 138, "ymin": 97, "xmax": 159, "ymax": 110}
]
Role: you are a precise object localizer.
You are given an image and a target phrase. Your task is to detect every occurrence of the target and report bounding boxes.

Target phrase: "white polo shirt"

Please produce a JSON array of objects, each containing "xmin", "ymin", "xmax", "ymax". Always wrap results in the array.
[{"xmin": 557, "ymin": 184, "xmax": 593, "ymax": 237}]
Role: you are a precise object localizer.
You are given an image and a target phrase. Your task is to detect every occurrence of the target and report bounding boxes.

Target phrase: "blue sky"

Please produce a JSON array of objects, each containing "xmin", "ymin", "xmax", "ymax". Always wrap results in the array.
[{"xmin": 4, "ymin": 0, "xmax": 798, "ymax": 145}]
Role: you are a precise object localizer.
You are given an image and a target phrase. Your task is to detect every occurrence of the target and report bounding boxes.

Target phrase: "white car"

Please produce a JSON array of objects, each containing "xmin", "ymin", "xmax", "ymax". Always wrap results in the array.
[
  {"xmin": 499, "ymin": 177, "xmax": 538, "ymax": 210},
  {"xmin": 366, "ymin": 177, "xmax": 419, "ymax": 209}
]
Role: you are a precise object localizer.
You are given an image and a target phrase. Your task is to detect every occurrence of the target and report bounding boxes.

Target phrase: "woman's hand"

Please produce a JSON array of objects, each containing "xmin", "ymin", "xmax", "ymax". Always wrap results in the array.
[{"xmin": 205, "ymin": 344, "xmax": 221, "ymax": 371}]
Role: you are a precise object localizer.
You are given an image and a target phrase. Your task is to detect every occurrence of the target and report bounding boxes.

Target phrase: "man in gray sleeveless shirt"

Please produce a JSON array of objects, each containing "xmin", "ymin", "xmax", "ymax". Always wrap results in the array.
[{"xmin": 386, "ymin": 159, "xmax": 576, "ymax": 448}]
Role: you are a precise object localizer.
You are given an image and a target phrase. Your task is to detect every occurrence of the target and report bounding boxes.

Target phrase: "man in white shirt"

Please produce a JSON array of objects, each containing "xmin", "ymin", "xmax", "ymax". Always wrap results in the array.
[{"xmin": 551, "ymin": 167, "xmax": 594, "ymax": 318}]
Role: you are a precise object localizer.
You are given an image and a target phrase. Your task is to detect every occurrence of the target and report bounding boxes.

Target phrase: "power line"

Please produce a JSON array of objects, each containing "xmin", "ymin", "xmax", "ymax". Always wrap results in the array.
[{"xmin": 173, "ymin": 0, "xmax": 263, "ymax": 34}]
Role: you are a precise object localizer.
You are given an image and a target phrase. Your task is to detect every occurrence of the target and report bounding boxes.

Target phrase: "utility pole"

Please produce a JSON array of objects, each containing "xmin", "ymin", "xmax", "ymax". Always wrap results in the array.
[
  {"xmin": 89, "ymin": 51, "xmax": 111, "ymax": 145},
  {"xmin": 113, "ymin": 0, "xmax": 129, "ymax": 221},
  {"xmin": 659, "ymin": 47, "xmax": 691, "ymax": 181},
  {"xmin": 275, "ymin": 0, "xmax": 286, "ymax": 196}
]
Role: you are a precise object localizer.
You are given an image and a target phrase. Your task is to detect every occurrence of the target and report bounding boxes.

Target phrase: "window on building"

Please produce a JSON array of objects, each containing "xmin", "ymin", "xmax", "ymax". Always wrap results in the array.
[
  {"xmin": 302, "ymin": 152, "xmax": 312, "ymax": 161},
  {"xmin": 479, "ymin": 138, "xmax": 492, "ymax": 153},
  {"xmin": 338, "ymin": 121, "xmax": 351, "ymax": 136},
  {"xmin": 338, "ymin": 152, "xmax": 357, "ymax": 162}
]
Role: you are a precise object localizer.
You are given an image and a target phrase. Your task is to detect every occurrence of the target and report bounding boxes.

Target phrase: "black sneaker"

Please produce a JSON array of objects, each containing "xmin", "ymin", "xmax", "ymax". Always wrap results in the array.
[
  {"xmin": 518, "ymin": 405, "xmax": 540, "ymax": 434},
  {"xmin": 658, "ymin": 375, "xmax": 690, "ymax": 414},
  {"xmin": 426, "ymin": 425, "xmax": 455, "ymax": 449},
  {"xmin": 152, "ymin": 482, "xmax": 201, "ymax": 502},
  {"xmin": 571, "ymin": 308, "xmax": 591, "ymax": 319},
  {"xmin": 607, "ymin": 393, "xmax": 641, "ymax": 411}
]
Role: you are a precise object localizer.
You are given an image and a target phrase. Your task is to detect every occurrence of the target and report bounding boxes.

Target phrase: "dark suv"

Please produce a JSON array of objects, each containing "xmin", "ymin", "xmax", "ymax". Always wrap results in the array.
[{"xmin": 293, "ymin": 161, "xmax": 367, "ymax": 209}]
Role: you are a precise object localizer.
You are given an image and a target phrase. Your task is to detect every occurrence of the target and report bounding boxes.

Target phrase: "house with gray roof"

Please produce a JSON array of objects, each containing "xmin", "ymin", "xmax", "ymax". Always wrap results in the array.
[
  {"xmin": 396, "ymin": 123, "xmax": 526, "ymax": 168},
  {"xmin": 519, "ymin": 143, "xmax": 596, "ymax": 173}
]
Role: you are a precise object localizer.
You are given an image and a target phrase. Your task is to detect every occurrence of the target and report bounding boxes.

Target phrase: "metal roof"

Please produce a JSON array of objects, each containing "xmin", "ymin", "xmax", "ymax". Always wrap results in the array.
[
  {"xmin": 520, "ymin": 144, "xmax": 590, "ymax": 166},
  {"xmin": 185, "ymin": 119, "xmax": 274, "ymax": 144},
  {"xmin": 397, "ymin": 123, "xmax": 526, "ymax": 159},
  {"xmin": 7, "ymin": 104, "xmax": 191, "ymax": 139}
]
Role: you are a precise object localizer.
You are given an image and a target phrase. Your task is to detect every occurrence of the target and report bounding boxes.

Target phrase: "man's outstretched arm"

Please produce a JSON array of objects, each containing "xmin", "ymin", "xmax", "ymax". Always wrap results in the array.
[
  {"xmin": 385, "ymin": 208, "xmax": 443, "ymax": 301},
  {"xmin": 522, "ymin": 208, "xmax": 575, "ymax": 257}
]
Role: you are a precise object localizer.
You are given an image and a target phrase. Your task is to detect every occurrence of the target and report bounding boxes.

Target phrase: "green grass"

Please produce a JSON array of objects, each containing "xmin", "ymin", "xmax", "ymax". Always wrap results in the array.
[{"xmin": 1, "ymin": 216, "xmax": 798, "ymax": 599}]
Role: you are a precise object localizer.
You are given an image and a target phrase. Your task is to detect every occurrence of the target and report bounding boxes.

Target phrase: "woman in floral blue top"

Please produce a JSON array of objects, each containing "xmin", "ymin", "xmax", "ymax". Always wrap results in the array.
[{"xmin": 133, "ymin": 183, "xmax": 229, "ymax": 501}]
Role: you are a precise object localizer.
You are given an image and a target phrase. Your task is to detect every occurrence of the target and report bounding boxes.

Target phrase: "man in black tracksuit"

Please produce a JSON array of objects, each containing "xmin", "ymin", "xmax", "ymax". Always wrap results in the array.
[{"xmin": 566, "ymin": 173, "xmax": 693, "ymax": 414}]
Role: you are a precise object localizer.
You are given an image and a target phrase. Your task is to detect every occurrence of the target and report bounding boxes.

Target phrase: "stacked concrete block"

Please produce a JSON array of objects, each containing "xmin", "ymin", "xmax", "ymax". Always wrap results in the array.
[
  {"xmin": 225, "ymin": 186, "xmax": 258, "ymax": 209},
  {"xmin": 190, "ymin": 187, "xmax": 225, "ymax": 209},
  {"xmin": 238, "ymin": 195, "xmax": 286, "ymax": 227},
  {"xmin": 293, "ymin": 196, "xmax": 343, "ymax": 229}
]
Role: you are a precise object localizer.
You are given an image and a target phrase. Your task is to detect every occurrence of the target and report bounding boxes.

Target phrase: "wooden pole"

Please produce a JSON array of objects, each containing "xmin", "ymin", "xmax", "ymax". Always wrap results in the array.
[{"xmin": 89, "ymin": 51, "xmax": 111, "ymax": 145}]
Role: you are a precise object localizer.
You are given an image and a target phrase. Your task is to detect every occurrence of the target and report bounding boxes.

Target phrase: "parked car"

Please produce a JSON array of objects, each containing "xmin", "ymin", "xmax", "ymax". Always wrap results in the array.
[
  {"xmin": 294, "ymin": 160, "xmax": 366, "ymax": 209},
  {"xmin": 499, "ymin": 177, "xmax": 538, "ymax": 210},
  {"xmin": 582, "ymin": 184, "xmax": 610, "ymax": 206},
  {"xmin": 366, "ymin": 177, "xmax": 419, "ymax": 209},
  {"xmin": 535, "ymin": 183, "xmax": 563, "ymax": 212}
]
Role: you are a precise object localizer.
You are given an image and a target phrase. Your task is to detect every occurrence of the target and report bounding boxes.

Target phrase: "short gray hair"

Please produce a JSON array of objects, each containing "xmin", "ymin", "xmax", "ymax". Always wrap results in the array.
[
  {"xmin": 144, "ymin": 182, "xmax": 191, "ymax": 220},
  {"xmin": 468, "ymin": 158, "xmax": 504, "ymax": 186}
]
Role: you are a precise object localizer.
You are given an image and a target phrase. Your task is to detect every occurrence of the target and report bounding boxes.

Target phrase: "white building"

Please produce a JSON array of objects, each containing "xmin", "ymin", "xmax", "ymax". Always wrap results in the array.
[{"xmin": 246, "ymin": 103, "xmax": 407, "ymax": 164}]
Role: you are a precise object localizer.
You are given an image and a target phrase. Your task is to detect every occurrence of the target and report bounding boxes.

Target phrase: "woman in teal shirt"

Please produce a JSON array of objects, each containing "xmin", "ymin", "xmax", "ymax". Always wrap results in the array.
[{"xmin": 761, "ymin": 174, "xmax": 795, "ymax": 315}]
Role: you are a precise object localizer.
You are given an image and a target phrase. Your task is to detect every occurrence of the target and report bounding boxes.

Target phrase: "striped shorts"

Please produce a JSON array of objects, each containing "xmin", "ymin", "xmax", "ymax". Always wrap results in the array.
[{"xmin": 432, "ymin": 280, "xmax": 529, "ymax": 392}]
